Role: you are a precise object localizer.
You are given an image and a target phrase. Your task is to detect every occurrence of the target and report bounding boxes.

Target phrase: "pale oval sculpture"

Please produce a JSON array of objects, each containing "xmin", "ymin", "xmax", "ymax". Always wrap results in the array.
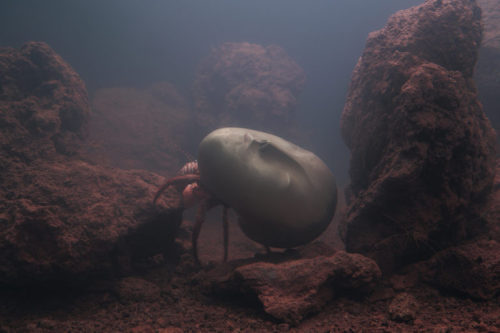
[{"xmin": 198, "ymin": 127, "xmax": 337, "ymax": 248}]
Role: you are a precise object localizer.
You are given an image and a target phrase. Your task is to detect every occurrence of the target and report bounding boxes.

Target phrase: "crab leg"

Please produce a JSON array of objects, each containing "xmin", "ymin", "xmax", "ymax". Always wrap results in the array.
[
  {"xmin": 191, "ymin": 200, "xmax": 208, "ymax": 264},
  {"xmin": 153, "ymin": 174, "xmax": 200, "ymax": 204},
  {"xmin": 223, "ymin": 206, "xmax": 229, "ymax": 262}
]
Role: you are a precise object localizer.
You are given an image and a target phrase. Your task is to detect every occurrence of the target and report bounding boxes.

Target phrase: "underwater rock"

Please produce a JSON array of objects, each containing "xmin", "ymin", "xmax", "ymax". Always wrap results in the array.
[
  {"xmin": 476, "ymin": 0, "xmax": 500, "ymax": 146},
  {"xmin": 0, "ymin": 42, "xmax": 183, "ymax": 286},
  {"xmin": 340, "ymin": 0, "xmax": 497, "ymax": 274},
  {"xmin": 0, "ymin": 142, "xmax": 183, "ymax": 288},
  {"xmin": 423, "ymin": 239, "xmax": 500, "ymax": 300},
  {"xmin": 192, "ymin": 42, "xmax": 305, "ymax": 140},
  {"xmin": 206, "ymin": 251, "xmax": 381, "ymax": 325},
  {"xmin": 388, "ymin": 293, "xmax": 419, "ymax": 323},
  {"xmin": 483, "ymin": 160, "xmax": 500, "ymax": 241},
  {"xmin": 86, "ymin": 83, "xmax": 195, "ymax": 175},
  {"xmin": 0, "ymin": 41, "xmax": 89, "ymax": 158}
]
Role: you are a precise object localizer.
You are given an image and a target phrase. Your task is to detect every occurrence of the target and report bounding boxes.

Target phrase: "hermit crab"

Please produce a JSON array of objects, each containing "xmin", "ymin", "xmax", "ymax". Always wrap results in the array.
[{"xmin": 154, "ymin": 127, "xmax": 337, "ymax": 263}]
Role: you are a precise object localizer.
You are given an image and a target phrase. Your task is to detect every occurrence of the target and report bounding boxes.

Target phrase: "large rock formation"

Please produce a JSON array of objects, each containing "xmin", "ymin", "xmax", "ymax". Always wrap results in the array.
[
  {"xmin": 192, "ymin": 42, "xmax": 305, "ymax": 140},
  {"xmin": 0, "ymin": 41, "xmax": 89, "ymax": 157},
  {"xmin": 484, "ymin": 160, "xmax": 500, "ymax": 241},
  {"xmin": 86, "ymin": 83, "xmax": 196, "ymax": 176},
  {"xmin": 0, "ymin": 42, "xmax": 182, "ymax": 286},
  {"xmin": 476, "ymin": 0, "xmax": 500, "ymax": 146},
  {"xmin": 340, "ymin": 0, "xmax": 497, "ymax": 273},
  {"xmin": 423, "ymin": 160, "xmax": 500, "ymax": 300}
]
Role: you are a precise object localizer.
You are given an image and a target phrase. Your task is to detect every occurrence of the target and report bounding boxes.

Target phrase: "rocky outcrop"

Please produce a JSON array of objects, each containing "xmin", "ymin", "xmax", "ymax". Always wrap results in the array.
[
  {"xmin": 192, "ymin": 42, "xmax": 305, "ymax": 140},
  {"xmin": 0, "ymin": 42, "xmax": 182, "ymax": 286},
  {"xmin": 476, "ymin": 0, "xmax": 500, "ymax": 146},
  {"xmin": 0, "ymin": 41, "xmax": 89, "ymax": 157},
  {"xmin": 340, "ymin": 0, "xmax": 497, "ymax": 274},
  {"xmin": 204, "ymin": 251, "xmax": 381, "ymax": 325},
  {"xmin": 0, "ymin": 158, "xmax": 182, "ymax": 286},
  {"xmin": 421, "ymin": 160, "xmax": 500, "ymax": 300},
  {"xmin": 484, "ymin": 161, "xmax": 500, "ymax": 241},
  {"xmin": 423, "ymin": 240, "xmax": 500, "ymax": 299},
  {"xmin": 86, "ymin": 83, "xmax": 196, "ymax": 175}
]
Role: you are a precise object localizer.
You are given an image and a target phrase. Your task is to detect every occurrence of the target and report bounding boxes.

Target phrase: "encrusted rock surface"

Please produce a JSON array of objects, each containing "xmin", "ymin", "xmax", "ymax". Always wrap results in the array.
[
  {"xmin": 388, "ymin": 293, "xmax": 419, "ymax": 323},
  {"xmin": 192, "ymin": 42, "xmax": 305, "ymax": 140},
  {"xmin": 204, "ymin": 251, "xmax": 381, "ymax": 325},
  {"xmin": 484, "ymin": 160, "xmax": 500, "ymax": 241},
  {"xmin": 86, "ymin": 83, "xmax": 196, "ymax": 175},
  {"xmin": 476, "ymin": 0, "xmax": 500, "ymax": 144},
  {"xmin": 0, "ymin": 42, "xmax": 182, "ymax": 286},
  {"xmin": 0, "ymin": 41, "xmax": 89, "ymax": 157},
  {"xmin": 423, "ymin": 239, "xmax": 500, "ymax": 299},
  {"xmin": 340, "ymin": 0, "xmax": 497, "ymax": 274}
]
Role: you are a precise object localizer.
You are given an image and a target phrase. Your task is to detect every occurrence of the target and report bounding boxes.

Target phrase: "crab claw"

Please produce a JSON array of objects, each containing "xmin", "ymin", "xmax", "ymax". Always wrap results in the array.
[
  {"xmin": 182, "ymin": 183, "xmax": 199, "ymax": 208},
  {"xmin": 153, "ymin": 174, "xmax": 200, "ymax": 204}
]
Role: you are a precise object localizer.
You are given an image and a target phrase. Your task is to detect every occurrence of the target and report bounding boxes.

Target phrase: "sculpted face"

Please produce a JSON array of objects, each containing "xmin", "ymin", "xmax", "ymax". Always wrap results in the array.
[{"xmin": 197, "ymin": 127, "xmax": 337, "ymax": 248}]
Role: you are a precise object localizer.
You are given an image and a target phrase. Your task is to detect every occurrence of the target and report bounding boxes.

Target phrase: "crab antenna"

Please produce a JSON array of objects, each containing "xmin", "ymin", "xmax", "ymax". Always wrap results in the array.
[
  {"xmin": 153, "ymin": 174, "xmax": 200, "ymax": 204},
  {"xmin": 192, "ymin": 201, "xmax": 208, "ymax": 264},
  {"xmin": 164, "ymin": 137, "xmax": 196, "ymax": 162},
  {"xmin": 223, "ymin": 206, "xmax": 229, "ymax": 262}
]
